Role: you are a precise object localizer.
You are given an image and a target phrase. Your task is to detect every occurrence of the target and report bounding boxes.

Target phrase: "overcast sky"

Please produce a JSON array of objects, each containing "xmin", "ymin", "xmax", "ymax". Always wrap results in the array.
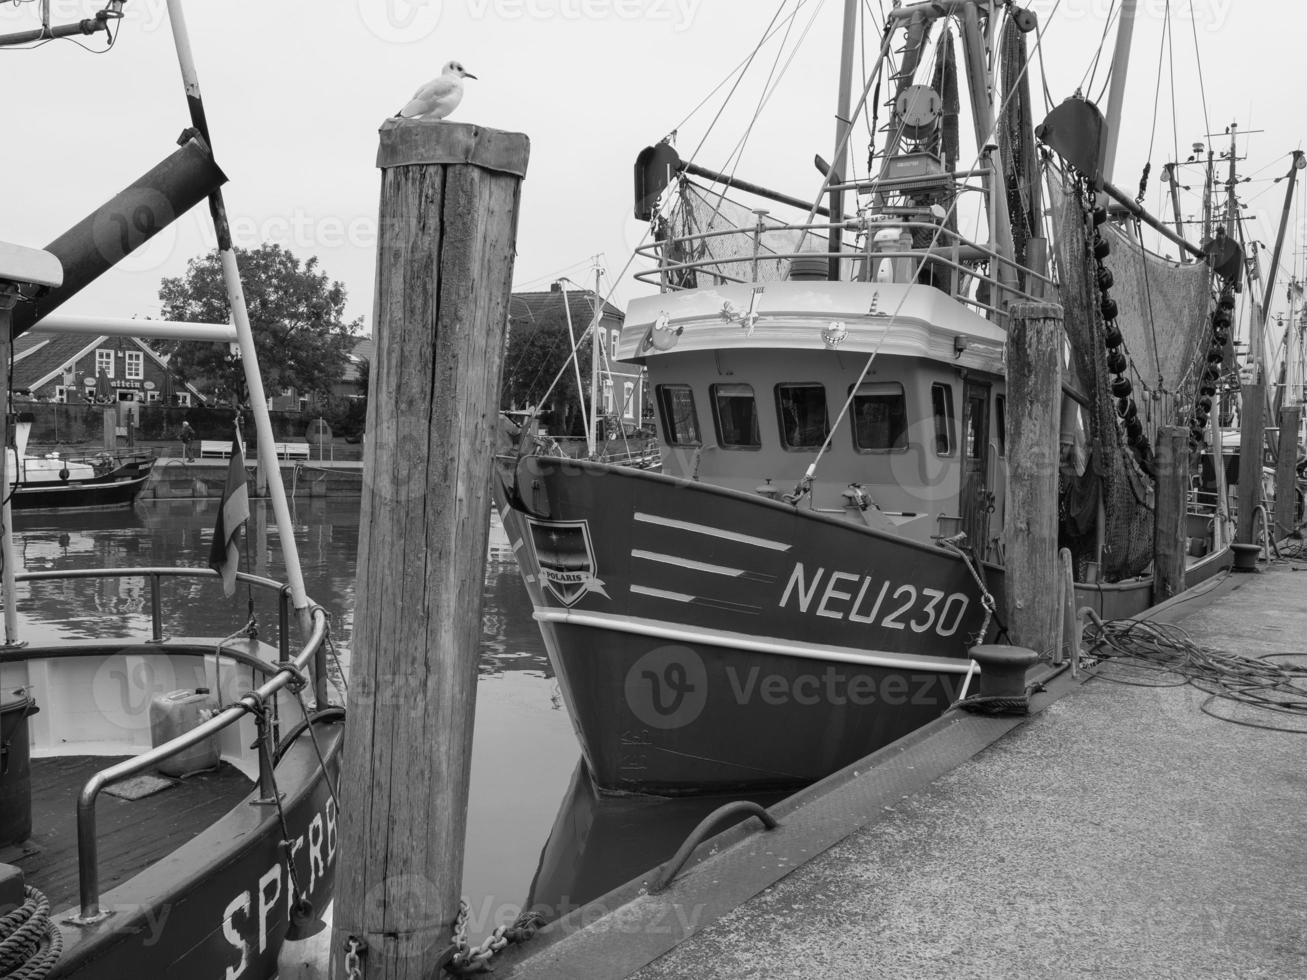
[{"xmin": 3, "ymin": 0, "xmax": 1304, "ymax": 335}]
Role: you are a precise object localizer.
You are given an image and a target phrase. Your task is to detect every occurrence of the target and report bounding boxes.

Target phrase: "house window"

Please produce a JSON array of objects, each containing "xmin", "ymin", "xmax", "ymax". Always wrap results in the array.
[
  {"xmin": 176, "ymin": 392, "xmax": 192, "ymax": 407},
  {"xmin": 711, "ymin": 383, "xmax": 761, "ymax": 449},
  {"xmin": 602, "ymin": 378, "xmax": 614, "ymax": 414},
  {"xmin": 146, "ymin": 391, "xmax": 160, "ymax": 403},
  {"xmin": 850, "ymin": 383, "xmax": 908, "ymax": 452},
  {"xmin": 656, "ymin": 384, "xmax": 700, "ymax": 446},
  {"xmin": 611, "ymin": 330, "xmax": 620, "ymax": 359},
  {"xmin": 995, "ymin": 394, "xmax": 1007, "ymax": 457},
  {"xmin": 54, "ymin": 386, "xmax": 69, "ymax": 403},
  {"xmin": 124, "ymin": 351, "xmax": 144, "ymax": 380},
  {"xmin": 931, "ymin": 382, "xmax": 956, "ymax": 456},
  {"xmin": 96, "ymin": 349, "xmax": 114, "ymax": 379},
  {"xmin": 622, "ymin": 382, "xmax": 635, "ymax": 420},
  {"xmin": 775, "ymin": 383, "xmax": 829, "ymax": 450}
]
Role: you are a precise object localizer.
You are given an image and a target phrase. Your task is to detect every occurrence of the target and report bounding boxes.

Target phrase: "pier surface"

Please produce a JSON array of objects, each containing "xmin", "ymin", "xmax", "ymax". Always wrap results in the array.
[{"xmin": 625, "ymin": 564, "xmax": 1307, "ymax": 979}]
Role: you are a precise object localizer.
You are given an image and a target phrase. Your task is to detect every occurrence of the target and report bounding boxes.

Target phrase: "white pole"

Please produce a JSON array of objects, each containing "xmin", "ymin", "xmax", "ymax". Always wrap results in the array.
[
  {"xmin": 588, "ymin": 266, "xmax": 602, "ymax": 456},
  {"xmin": 559, "ymin": 284, "xmax": 592, "ymax": 457},
  {"xmin": 165, "ymin": 0, "xmax": 310, "ymax": 623},
  {"xmin": 1100, "ymin": 0, "xmax": 1138, "ymax": 188}
]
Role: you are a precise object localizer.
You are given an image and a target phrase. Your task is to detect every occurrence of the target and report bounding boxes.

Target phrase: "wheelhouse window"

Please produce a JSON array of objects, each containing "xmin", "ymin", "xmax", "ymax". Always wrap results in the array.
[
  {"xmin": 850, "ymin": 382, "xmax": 908, "ymax": 452},
  {"xmin": 711, "ymin": 383, "xmax": 761, "ymax": 449},
  {"xmin": 964, "ymin": 388, "xmax": 987, "ymax": 460},
  {"xmin": 776, "ymin": 383, "xmax": 829, "ymax": 450},
  {"xmin": 656, "ymin": 384, "xmax": 701, "ymax": 446},
  {"xmin": 931, "ymin": 382, "xmax": 955, "ymax": 456},
  {"xmin": 995, "ymin": 394, "xmax": 1007, "ymax": 457}
]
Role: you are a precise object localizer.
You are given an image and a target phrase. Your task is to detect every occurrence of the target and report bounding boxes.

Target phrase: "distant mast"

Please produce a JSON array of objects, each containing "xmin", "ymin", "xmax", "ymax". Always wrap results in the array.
[{"xmin": 827, "ymin": 0, "xmax": 859, "ymax": 280}]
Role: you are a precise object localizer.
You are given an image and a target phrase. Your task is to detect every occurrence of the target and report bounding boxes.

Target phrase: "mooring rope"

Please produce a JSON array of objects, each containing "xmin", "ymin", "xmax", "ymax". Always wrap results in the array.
[
  {"xmin": 0, "ymin": 885, "xmax": 63, "ymax": 980},
  {"xmin": 1084, "ymin": 613, "xmax": 1307, "ymax": 733}
]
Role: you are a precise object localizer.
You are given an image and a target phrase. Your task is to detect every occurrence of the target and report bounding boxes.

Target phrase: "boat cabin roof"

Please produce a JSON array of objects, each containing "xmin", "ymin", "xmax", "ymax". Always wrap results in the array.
[{"xmin": 619, "ymin": 281, "xmax": 1006, "ymax": 377}]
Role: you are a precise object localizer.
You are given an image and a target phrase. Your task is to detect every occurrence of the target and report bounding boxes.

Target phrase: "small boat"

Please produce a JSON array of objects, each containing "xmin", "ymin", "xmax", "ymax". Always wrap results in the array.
[
  {"xmin": 8, "ymin": 421, "xmax": 156, "ymax": 512},
  {"xmin": 0, "ymin": 568, "xmax": 343, "ymax": 979},
  {"xmin": 1, "ymin": 3, "xmax": 345, "ymax": 976},
  {"xmin": 494, "ymin": 0, "xmax": 1277, "ymax": 795}
]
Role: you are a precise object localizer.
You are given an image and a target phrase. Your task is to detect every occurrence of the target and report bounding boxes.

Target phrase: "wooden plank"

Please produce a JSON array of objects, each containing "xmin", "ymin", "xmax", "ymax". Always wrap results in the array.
[
  {"xmin": 1004, "ymin": 302, "xmax": 1063, "ymax": 657},
  {"xmin": 8, "ymin": 756, "xmax": 250, "ymax": 914},
  {"xmin": 1152, "ymin": 426, "xmax": 1189, "ymax": 603},
  {"xmin": 1274, "ymin": 406, "xmax": 1301, "ymax": 539},
  {"xmin": 333, "ymin": 121, "xmax": 529, "ymax": 978}
]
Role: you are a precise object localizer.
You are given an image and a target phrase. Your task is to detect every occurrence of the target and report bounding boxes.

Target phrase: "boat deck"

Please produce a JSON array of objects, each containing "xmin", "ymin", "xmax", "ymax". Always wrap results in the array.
[
  {"xmin": 498, "ymin": 562, "xmax": 1307, "ymax": 979},
  {"xmin": 1, "ymin": 756, "xmax": 252, "ymax": 914}
]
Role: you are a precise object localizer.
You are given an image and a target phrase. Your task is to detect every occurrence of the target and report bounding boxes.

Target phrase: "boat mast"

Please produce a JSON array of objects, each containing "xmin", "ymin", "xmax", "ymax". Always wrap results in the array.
[
  {"xmin": 1259, "ymin": 150, "xmax": 1306, "ymax": 325},
  {"xmin": 164, "ymin": 0, "xmax": 311, "ymax": 622},
  {"xmin": 828, "ymin": 0, "xmax": 859, "ymax": 281},
  {"xmin": 1099, "ymin": 0, "xmax": 1138, "ymax": 188}
]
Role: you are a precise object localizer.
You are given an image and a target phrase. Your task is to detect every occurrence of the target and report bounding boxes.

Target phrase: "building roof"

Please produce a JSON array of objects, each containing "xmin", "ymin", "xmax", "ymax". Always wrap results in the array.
[
  {"xmin": 508, "ymin": 288, "xmax": 624, "ymax": 333},
  {"xmin": 12, "ymin": 332, "xmax": 205, "ymax": 402}
]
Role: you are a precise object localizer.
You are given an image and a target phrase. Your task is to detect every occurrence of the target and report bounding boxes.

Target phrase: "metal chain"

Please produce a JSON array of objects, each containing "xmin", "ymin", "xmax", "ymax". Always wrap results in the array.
[
  {"xmin": 447, "ymin": 900, "xmax": 545, "ymax": 975},
  {"xmin": 343, "ymin": 937, "xmax": 365, "ymax": 980}
]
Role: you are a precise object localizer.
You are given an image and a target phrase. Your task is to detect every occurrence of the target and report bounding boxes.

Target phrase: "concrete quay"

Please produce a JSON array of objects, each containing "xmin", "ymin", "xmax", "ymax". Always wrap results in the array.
[
  {"xmin": 144, "ymin": 456, "xmax": 363, "ymax": 499},
  {"xmin": 504, "ymin": 564, "xmax": 1307, "ymax": 980}
]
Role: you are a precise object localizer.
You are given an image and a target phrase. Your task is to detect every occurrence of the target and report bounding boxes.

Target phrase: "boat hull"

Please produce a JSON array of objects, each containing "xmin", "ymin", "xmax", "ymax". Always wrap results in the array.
[
  {"xmin": 497, "ymin": 455, "xmax": 992, "ymax": 794},
  {"xmin": 498, "ymin": 455, "xmax": 1232, "ymax": 795},
  {"xmin": 11, "ymin": 456, "xmax": 156, "ymax": 512},
  {"xmin": 49, "ymin": 721, "xmax": 343, "ymax": 979}
]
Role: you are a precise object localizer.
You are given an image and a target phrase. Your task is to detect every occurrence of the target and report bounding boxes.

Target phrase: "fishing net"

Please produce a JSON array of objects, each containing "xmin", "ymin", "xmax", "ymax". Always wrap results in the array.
[
  {"xmin": 654, "ymin": 179, "xmax": 829, "ymax": 288},
  {"xmin": 1049, "ymin": 176, "xmax": 1213, "ymax": 580}
]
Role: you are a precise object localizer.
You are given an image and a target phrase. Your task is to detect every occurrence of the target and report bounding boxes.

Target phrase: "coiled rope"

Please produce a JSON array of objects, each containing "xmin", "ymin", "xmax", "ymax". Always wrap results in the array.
[
  {"xmin": 1084, "ymin": 613, "xmax": 1307, "ymax": 733},
  {"xmin": 0, "ymin": 886, "xmax": 63, "ymax": 979}
]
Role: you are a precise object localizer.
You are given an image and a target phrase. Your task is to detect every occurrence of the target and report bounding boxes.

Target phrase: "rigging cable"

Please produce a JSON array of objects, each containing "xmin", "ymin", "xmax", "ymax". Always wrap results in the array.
[
  {"xmin": 1078, "ymin": 0, "xmax": 1118, "ymax": 100},
  {"xmin": 1186, "ymin": 1, "xmax": 1213, "ymax": 153}
]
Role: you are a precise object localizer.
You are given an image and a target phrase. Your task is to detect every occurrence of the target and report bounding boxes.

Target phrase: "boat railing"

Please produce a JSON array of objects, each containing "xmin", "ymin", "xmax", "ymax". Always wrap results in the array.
[
  {"xmin": 9, "ymin": 565, "xmax": 332, "ymax": 924},
  {"xmin": 634, "ymin": 218, "xmax": 1053, "ymax": 322}
]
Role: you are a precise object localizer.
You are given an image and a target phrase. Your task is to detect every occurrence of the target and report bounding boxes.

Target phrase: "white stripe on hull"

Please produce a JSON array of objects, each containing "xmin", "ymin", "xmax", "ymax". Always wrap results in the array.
[
  {"xmin": 631, "ymin": 549, "xmax": 747, "ymax": 577},
  {"xmin": 630, "ymin": 584, "xmax": 696, "ymax": 602},
  {"xmin": 633, "ymin": 512, "xmax": 791, "ymax": 551},
  {"xmin": 533, "ymin": 607, "xmax": 977, "ymax": 674}
]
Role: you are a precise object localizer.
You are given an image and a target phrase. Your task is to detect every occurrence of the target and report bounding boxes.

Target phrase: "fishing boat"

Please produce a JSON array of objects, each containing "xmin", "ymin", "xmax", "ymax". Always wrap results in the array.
[
  {"xmin": 495, "ymin": 0, "xmax": 1265, "ymax": 795},
  {"xmin": 7, "ymin": 420, "xmax": 156, "ymax": 512},
  {"xmin": 0, "ymin": 2, "xmax": 344, "ymax": 976}
]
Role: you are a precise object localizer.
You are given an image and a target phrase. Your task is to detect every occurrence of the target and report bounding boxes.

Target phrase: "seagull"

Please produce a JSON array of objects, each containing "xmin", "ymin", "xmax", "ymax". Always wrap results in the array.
[{"xmin": 395, "ymin": 61, "xmax": 478, "ymax": 121}]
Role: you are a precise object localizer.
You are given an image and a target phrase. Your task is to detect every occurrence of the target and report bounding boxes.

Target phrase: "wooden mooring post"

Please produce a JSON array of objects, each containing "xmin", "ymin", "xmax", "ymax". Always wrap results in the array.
[
  {"xmin": 1004, "ymin": 302, "xmax": 1063, "ymax": 657},
  {"xmin": 1152, "ymin": 426, "xmax": 1189, "ymax": 604},
  {"xmin": 1235, "ymin": 377, "xmax": 1266, "ymax": 545},
  {"xmin": 1274, "ymin": 405, "xmax": 1302, "ymax": 539},
  {"xmin": 331, "ymin": 120, "xmax": 529, "ymax": 979}
]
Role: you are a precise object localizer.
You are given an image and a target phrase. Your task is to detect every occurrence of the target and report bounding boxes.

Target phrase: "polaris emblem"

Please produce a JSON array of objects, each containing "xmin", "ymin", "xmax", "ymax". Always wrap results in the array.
[{"xmin": 527, "ymin": 518, "xmax": 610, "ymax": 606}]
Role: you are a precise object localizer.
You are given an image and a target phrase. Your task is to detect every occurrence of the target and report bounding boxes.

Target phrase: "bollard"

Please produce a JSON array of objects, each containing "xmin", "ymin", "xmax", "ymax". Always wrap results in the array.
[
  {"xmin": 331, "ymin": 120, "xmax": 529, "ymax": 979},
  {"xmin": 1004, "ymin": 302, "xmax": 1063, "ymax": 658}
]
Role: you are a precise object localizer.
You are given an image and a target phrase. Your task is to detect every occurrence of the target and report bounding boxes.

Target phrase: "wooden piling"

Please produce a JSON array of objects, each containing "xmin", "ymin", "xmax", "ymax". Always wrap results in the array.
[
  {"xmin": 1235, "ymin": 379, "xmax": 1266, "ymax": 544},
  {"xmin": 1274, "ymin": 405, "xmax": 1302, "ymax": 539},
  {"xmin": 1152, "ymin": 426, "xmax": 1189, "ymax": 604},
  {"xmin": 1004, "ymin": 302, "xmax": 1063, "ymax": 657},
  {"xmin": 332, "ymin": 120, "xmax": 529, "ymax": 978}
]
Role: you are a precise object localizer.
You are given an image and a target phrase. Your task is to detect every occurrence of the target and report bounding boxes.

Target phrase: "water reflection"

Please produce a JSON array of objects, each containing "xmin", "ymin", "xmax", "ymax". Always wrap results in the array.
[{"xmin": 10, "ymin": 500, "xmax": 777, "ymax": 942}]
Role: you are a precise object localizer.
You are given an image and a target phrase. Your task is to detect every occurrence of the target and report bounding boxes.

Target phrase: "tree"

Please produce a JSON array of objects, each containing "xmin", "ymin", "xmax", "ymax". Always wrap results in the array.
[
  {"xmin": 500, "ymin": 319, "xmax": 591, "ymax": 436},
  {"xmin": 158, "ymin": 244, "xmax": 362, "ymax": 406}
]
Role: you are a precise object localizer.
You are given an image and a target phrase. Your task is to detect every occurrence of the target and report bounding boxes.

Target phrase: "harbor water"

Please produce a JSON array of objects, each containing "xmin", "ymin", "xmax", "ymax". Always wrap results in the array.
[{"xmin": 9, "ymin": 498, "xmax": 775, "ymax": 937}]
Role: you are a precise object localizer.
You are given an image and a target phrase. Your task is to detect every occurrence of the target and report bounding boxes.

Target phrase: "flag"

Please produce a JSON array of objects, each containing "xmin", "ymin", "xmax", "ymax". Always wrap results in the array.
[{"xmin": 208, "ymin": 435, "xmax": 250, "ymax": 597}]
